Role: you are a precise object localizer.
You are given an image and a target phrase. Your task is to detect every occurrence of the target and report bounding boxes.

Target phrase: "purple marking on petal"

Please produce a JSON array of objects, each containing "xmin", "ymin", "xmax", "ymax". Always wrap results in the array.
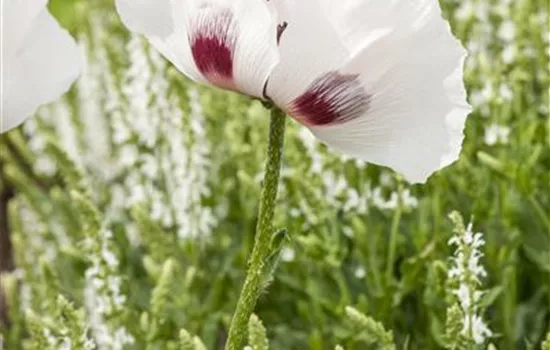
[
  {"xmin": 190, "ymin": 10, "xmax": 237, "ymax": 89},
  {"xmin": 277, "ymin": 21, "xmax": 288, "ymax": 44},
  {"xmin": 289, "ymin": 72, "xmax": 370, "ymax": 126},
  {"xmin": 266, "ymin": 0, "xmax": 289, "ymax": 45}
]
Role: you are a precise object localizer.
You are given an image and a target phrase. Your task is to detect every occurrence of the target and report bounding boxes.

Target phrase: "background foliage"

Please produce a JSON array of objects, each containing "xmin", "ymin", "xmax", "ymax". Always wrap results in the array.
[{"xmin": 0, "ymin": 0, "xmax": 548, "ymax": 349}]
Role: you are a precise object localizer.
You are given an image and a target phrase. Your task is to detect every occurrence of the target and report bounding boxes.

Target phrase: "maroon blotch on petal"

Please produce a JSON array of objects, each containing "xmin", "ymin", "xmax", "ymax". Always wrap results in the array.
[
  {"xmin": 190, "ymin": 10, "xmax": 237, "ymax": 89},
  {"xmin": 289, "ymin": 72, "xmax": 370, "ymax": 126}
]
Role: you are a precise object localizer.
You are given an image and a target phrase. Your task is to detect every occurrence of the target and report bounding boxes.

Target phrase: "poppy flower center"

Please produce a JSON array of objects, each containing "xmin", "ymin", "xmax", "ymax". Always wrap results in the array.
[
  {"xmin": 190, "ymin": 10, "xmax": 237, "ymax": 90},
  {"xmin": 289, "ymin": 72, "xmax": 370, "ymax": 126}
]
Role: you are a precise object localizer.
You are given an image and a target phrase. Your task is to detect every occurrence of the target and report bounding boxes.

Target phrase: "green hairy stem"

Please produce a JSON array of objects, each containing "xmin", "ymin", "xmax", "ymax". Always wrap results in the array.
[{"xmin": 225, "ymin": 106, "xmax": 287, "ymax": 350}]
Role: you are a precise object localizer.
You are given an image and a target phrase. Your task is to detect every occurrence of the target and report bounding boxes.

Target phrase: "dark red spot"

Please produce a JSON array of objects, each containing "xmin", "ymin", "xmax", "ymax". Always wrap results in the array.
[
  {"xmin": 289, "ymin": 72, "xmax": 370, "ymax": 126},
  {"xmin": 192, "ymin": 37, "xmax": 233, "ymax": 80},
  {"xmin": 190, "ymin": 10, "xmax": 236, "ymax": 89}
]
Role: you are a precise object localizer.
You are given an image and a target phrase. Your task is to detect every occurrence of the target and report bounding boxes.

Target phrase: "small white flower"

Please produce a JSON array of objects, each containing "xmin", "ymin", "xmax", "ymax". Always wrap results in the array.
[
  {"xmin": 372, "ymin": 187, "xmax": 417, "ymax": 211},
  {"xmin": 455, "ymin": 3, "xmax": 474, "ymax": 21},
  {"xmin": 127, "ymin": 185, "xmax": 146, "ymax": 207},
  {"xmin": 116, "ymin": 0, "xmax": 471, "ymax": 183},
  {"xmin": 401, "ymin": 189, "xmax": 419, "ymax": 209},
  {"xmin": 323, "ymin": 173, "xmax": 347, "ymax": 201},
  {"xmin": 342, "ymin": 226, "xmax": 354, "ymax": 238},
  {"xmin": 484, "ymin": 124, "xmax": 510, "ymax": 146},
  {"xmin": 101, "ymin": 230, "xmax": 113, "ymax": 239},
  {"xmin": 464, "ymin": 224, "xmax": 474, "ymax": 244},
  {"xmin": 91, "ymin": 276, "xmax": 105, "ymax": 289},
  {"xmin": 473, "ymin": 3, "xmax": 490, "ymax": 22},
  {"xmin": 472, "ymin": 232, "xmax": 486, "ymax": 249},
  {"xmin": 493, "ymin": 2, "xmax": 511, "ymax": 18},
  {"xmin": 280, "ymin": 247, "xmax": 296, "ymax": 262},
  {"xmin": 379, "ymin": 173, "xmax": 394, "ymax": 187},
  {"xmin": 289, "ymin": 208, "xmax": 301, "ymax": 218},
  {"xmin": 34, "ymin": 156, "xmax": 57, "ymax": 176},
  {"xmin": 140, "ymin": 155, "xmax": 159, "ymax": 179},
  {"xmin": 471, "ymin": 315, "xmax": 493, "ymax": 344},
  {"xmin": 1, "ymin": 0, "xmax": 82, "ymax": 133},
  {"xmin": 343, "ymin": 189, "xmax": 367, "ymax": 213},
  {"xmin": 150, "ymin": 199, "xmax": 165, "ymax": 221},
  {"xmin": 44, "ymin": 328, "xmax": 56, "ymax": 345},
  {"xmin": 448, "ymin": 266, "xmax": 462, "ymax": 279},
  {"xmin": 101, "ymin": 247, "xmax": 119, "ymax": 269},
  {"xmin": 112, "ymin": 121, "xmax": 131, "ymax": 144},
  {"xmin": 499, "ymin": 84, "xmax": 513, "ymax": 101},
  {"xmin": 28, "ymin": 133, "xmax": 47, "ymax": 153},
  {"xmin": 468, "ymin": 253, "xmax": 487, "ymax": 278},
  {"xmin": 497, "ymin": 20, "xmax": 516, "ymax": 42},
  {"xmin": 119, "ymin": 144, "xmax": 139, "ymax": 166},
  {"xmin": 354, "ymin": 266, "xmax": 366, "ymax": 279},
  {"xmin": 453, "ymin": 283, "xmax": 471, "ymax": 309},
  {"xmin": 501, "ymin": 46, "xmax": 516, "ymax": 65},
  {"xmin": 59, "ymin": 337, "xmax": 72, "ymax": 350}
]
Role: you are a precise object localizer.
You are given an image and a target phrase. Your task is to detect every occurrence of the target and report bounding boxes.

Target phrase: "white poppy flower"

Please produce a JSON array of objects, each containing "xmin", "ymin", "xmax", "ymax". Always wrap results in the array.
[
  {"xmin": 1, "ymin": 0, "xmax": 82, "ymax": 133},
  {"xmin": 116, "ymin": 0, "xmax": 471, "ymax": 183}
]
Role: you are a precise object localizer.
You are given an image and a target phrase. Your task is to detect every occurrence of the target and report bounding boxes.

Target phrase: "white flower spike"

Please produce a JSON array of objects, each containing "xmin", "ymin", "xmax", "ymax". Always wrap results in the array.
[
  {"xmin": 116, "ymin": 0, "xmax": 471, "ymax": 183},
  {"xmin": 1, "ymin": 0, "xmax": 82, "ymax": 133}
]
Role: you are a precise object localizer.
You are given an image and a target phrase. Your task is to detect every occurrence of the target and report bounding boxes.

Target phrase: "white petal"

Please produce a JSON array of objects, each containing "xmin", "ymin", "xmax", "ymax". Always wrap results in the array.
[
  {"xmin": 115, "ymin": 0, "xmax": 174, "ymax": 38},
  {"xmin": 265, "ymin": 0, "xmax": 350, "ymax": 106},
  {"xmin": 319, "ymin": 0, "xmax": 433, "ymax": 56},
  {"xmin": 309, "ymin": 0, "xmax": 470, "ymax": 183},
  {"xmin": 229, "ymin": 0, "xmax": 279, "ymax": 97},
  {"xmin": 1, "ymin": 6, "xmax": 82, "ymax": 133},
  {"xmin": 2, "ymin": 0, "xmax": 47, "ymax": 57},
  {"xmin": 114, "ymin": 0, "xmax": 202, "ymax": 82},
  {"xmin": 116, "ymin": 0, "xmax": 279, "ymax": 98}
]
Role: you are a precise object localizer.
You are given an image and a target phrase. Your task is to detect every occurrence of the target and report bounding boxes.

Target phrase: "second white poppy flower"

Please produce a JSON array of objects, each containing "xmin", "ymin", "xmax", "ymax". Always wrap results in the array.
[{"xmin": 1, "ymin": 0, "xmax": 82, "ymax": 133}]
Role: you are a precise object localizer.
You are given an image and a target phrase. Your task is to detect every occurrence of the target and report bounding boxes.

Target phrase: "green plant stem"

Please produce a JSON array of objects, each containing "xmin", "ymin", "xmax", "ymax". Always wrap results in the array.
[
  {"xmin": 385, "ymin": 185, "xmax": 403, "ymax": 282},
  {"xmin": 225, "ymin": 107, "xmax": 286, "ymax": 350}
]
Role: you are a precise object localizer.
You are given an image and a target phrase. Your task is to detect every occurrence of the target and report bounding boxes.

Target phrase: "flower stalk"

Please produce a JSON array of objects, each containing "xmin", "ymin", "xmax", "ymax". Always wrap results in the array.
[{"xmin": 225, "ymin": 106, "xmax": 286, "ymax": 350}]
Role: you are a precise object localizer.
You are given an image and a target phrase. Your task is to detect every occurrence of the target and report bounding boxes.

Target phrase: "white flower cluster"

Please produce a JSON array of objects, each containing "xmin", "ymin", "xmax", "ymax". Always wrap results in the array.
[
  {"xmin": 118, "ymin": 36, "xmax": 168, "ymax": 235},
  {"xmin": 289, "ymin": 127, "xmax": 419, "ymax": 243},
  {"xmin": 84, "ymin": 230, "xmax": 134, "ymax": 350},
  {"xmin": 453, "ymin": 0, "xmax": 547, "ymax": 137},
  {"xmin": 24, "ymin": 16, "xmax": 218, "ymax": 243},
  {"xmin": 12, "ymin": 204, "xmax": 56, "ymax": 313},
  {"xmin": 76, "ymin": 36, "xmax": 115, "ymax": 181},
  {"xmin": 119, "ymin": 36, "xmax": 217, "ymax": 240},
  {"xmin": 292, "ymin": 128, "xmax": 370, "ymax": 233},
  {"xmin": 23, "ymin": 101, "xmax": 73, "ymax": 177},
  {"xmin": 448, "ymin": 220, "xmax": 492, "ymax": 344},
  {"xmin": 298, "ymin": 128, "xmax": 420, "ymax": 213},
  {"xmin": 172, "ymin": 88, "xmax": 217, "ymax": 239},
  {"xmin": 18, "ymin": 205, "xmax": 60, "ymax": 267},
  {"xmin": 371, "ymin": 187, "xmax": 418, "ymax": 211},
  {"xmin": 43, "ymin": 328, "xmax": 95, "ymax": 350}
]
